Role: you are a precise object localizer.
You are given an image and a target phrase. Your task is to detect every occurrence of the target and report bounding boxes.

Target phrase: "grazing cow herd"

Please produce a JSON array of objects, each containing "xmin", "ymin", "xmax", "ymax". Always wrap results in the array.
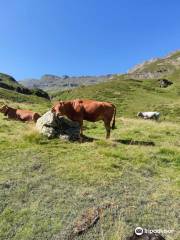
[{"xmin": 0, "ymin": 99, "xmax": 160, "ymax": 139}]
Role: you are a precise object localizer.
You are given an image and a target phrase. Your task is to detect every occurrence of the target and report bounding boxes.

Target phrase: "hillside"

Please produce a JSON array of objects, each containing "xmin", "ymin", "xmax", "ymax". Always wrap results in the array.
[
  {"xmin": 52, "ymin": 70, "xmax": 180, "ymax": 122},
  {"xmin": 0, "ymin": 73, "xmax": 22, "ymax": 89},
  {"xmin": 20, "ymin": 74, "xmax": 113, "ymax": 91},
  {"xmin": 19, "ymin": 50, "xmax": 180, "ymax": 92},
  {"xmin": 0, "ymin": 51, "xmax": 180, "ymax": 240},
  {"xmin": 0, "ymin": 73, "xmax": 50, "ymax": 100}
]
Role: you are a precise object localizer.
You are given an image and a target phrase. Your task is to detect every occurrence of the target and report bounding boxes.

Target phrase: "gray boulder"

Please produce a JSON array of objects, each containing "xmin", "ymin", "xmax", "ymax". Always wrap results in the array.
[{"xmin": 36, "ymin": 111, "xmax": 80, "ymax": 141}]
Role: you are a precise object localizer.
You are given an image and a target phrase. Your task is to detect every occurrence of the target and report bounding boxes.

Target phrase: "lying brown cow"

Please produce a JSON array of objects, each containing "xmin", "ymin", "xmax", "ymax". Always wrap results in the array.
[
  {"xmin": 0, "ymin": 105, "xmax": 41, "ymax": 122},
  {"xmin": 52, "ymin": 99, "xmax": 116, "ymax": 139}
]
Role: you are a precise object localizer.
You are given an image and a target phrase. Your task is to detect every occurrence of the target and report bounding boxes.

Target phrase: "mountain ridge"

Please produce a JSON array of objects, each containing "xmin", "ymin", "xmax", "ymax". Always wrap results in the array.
[
  {"xmin": 19, "ymin": 50, "xmax": 180, "ymax": 91},
  {"xmin": 20, "ymin": 74, "xmax": 113, "ymax": 91}
]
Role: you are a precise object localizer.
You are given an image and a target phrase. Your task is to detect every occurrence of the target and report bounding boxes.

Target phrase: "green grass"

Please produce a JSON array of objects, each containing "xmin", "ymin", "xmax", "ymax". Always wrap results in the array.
[
  {"xmin": 52, "ymin": 74, "xmax": 180, "ymax": 122},
  {"xmin": 0, "ymin": 87, "xmax": 50, "ymax": 113},
  {"xmin": 0, "ymin": 75, "xmax": 180, "ymax": 240}
]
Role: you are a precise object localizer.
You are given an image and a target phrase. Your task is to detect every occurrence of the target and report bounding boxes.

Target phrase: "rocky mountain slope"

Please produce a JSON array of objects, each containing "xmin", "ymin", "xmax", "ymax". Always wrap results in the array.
[
  {"xmin": 126, "ymin": 50, "xmax": 180, "ymax": 79},
  {"xmin": 20, "ymin": 74, "xmax": 113, "ymax": 91}
]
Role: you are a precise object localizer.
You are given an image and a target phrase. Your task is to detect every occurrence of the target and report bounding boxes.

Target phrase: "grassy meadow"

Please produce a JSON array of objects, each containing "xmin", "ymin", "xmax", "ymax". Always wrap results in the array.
[{"xmin": 0, "ymin": 76, "xmax": 180, "ymax": 240}]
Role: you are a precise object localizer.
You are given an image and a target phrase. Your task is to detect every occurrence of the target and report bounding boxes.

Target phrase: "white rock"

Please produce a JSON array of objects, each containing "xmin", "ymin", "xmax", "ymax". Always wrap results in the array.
[{"xmin": 36, "ymin": 111, "xmax": 80, "ymax": 140}]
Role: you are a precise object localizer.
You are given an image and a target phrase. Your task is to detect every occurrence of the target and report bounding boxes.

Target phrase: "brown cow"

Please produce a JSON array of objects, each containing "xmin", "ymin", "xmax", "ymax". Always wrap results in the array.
[
  {"xmin": 52, "ymin": 99, "xmax": 116, "ymax": 139},
  {"xmin": 0, "ymin": 105, "xmax": 41, "ymax": 122}
]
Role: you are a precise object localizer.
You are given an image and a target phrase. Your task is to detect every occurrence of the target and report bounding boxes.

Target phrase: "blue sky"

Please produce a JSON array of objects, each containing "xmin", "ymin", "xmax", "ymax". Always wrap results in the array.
[{"xmin": 0, "ymin": 0, "xmax": 180, "ymax": 80}]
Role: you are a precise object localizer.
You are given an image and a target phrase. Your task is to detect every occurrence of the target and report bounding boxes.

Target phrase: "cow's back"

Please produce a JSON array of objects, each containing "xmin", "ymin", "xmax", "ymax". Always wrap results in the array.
[
  {"xmin": 16, "ymin": 109, "xmax": 37, "ymax": 121},
  {"xmin": 76, "ymin": 99, "xmax": 114, "ymax": 122}
]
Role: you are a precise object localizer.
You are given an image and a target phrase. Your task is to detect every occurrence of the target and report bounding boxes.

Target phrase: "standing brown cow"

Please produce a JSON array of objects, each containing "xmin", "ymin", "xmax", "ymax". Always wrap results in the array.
[
  {"xmin": 52, "ymin": 99, "xmax": 116, "ymax": 139},
  {"xmin": 0, "ymin": 105, "xmax": 41, "ymax": 122}
]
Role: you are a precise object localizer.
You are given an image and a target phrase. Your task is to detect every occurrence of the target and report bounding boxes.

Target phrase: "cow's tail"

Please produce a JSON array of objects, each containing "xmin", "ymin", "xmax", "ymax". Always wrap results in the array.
[{"xmin": 111, "ymin": 104, "xmax": 116, "ymax": 130}]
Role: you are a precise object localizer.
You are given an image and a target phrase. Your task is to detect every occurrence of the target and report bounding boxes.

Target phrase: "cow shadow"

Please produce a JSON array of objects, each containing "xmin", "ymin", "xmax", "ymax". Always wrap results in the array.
[
  {"xmin": 3, "ymin": 118, "xmax": 11, "ymax": 121},
  {"xmin": 114, "ymin": 138, "xmax": 155, "ymax": 146},
  {"xmin": 81, "ymin": 135, "xmax": 155, "ymax": 146},
  {"xmin": 81, "ymin": 134, "xmax": 97, "ymax": 142}
]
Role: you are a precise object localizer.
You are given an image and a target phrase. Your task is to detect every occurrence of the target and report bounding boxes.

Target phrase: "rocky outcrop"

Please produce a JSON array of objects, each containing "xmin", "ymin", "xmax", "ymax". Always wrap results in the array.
[
  {"xmin": 127, "ymin": 67, "xmax": 172, "ymax": 79},
  {"xmin": 159, "ymin": 79, "xmax": 173, "ymax": 88},
  {"xmin": 127, "ymin": 50, "xmax": 180, "ymax": 79},
  {"xmin": 36, "ymin": 111, "xmax": 80, "ymax": 141}
]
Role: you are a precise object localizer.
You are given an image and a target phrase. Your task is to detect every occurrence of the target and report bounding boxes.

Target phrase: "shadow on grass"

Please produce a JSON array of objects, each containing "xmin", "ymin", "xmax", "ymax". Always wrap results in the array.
[
  {"xmin": 81, "ymin": 134, "xmax": 97, "ymax": 142},
  {"xmin": 81, "ymin": 135, "xmax": 155, "ymax": 146},
  {"xmin": 114, "ymin": 139, "xmax": 155, "ymax": 146}
]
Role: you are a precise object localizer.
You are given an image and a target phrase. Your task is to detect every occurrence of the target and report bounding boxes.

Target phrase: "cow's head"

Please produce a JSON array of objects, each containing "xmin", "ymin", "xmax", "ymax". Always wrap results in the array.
[
  {"xmin": 137, "ymin": 112, "xmax": 143, "ymax": 117},
  {"xmin": 0, "ymin": 104, "xmax": 9, "ymax": 114},
  {"xmin": 51, "ymin": 101, "xmax": 66, "ymax": 116}
]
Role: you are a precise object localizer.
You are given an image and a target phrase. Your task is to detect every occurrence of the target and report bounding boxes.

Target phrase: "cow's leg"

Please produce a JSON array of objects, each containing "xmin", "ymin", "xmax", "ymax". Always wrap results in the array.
[
  {"xmin": 78, "ymin": 120, "xmax": 83, "ymax": 142},
  {"xmin": 104, "ymin": 120, "xmax": 111, "ymax": 139},
  {"xmin": 155, "ymin": 115, "xmax": 158, "ymax": 121},
  {"xmin": 80, "ymin": 121, "xmax": 83, "ymax": 136}
]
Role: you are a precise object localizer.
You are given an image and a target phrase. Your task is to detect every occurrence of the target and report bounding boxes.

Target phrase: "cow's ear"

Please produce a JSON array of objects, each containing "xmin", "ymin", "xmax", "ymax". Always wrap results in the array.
[{"xmin": 60, "ymin": 100, "xmax": 64, "ymax": 106}]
